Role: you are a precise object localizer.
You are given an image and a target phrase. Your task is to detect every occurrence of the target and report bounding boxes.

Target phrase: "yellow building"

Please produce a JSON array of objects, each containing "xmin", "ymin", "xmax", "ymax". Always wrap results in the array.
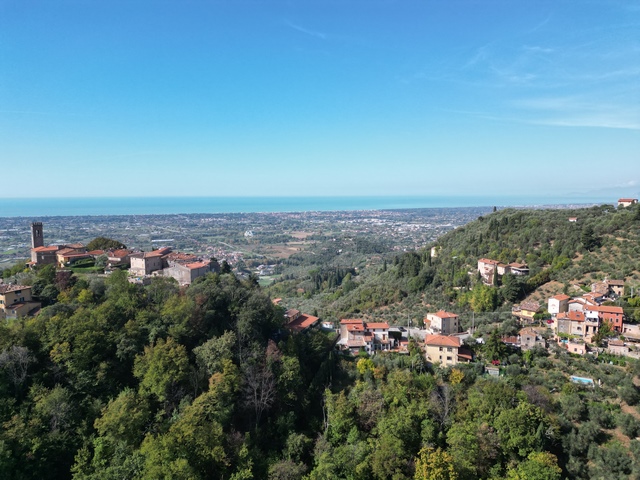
[{"xmin": 0, "ymin": 284, "xmax": 40, "ymax": 319}]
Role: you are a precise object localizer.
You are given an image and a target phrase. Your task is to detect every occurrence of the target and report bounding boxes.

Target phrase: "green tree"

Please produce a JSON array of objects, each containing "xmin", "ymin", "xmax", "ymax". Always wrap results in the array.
[
  {"xmin": 505, "ymin": 451, "xmax": 561, "ymax": 480},
  {"xmin": 133, "ymin": 337, "xmax": 189, "ymax": 405},
  {"xmin": 86, "ymin": 237, "xmax": 126, "ymax": 251},
  {"xmin": 414, "ymin": 447, "xmax": 458, "ymax": 480}
]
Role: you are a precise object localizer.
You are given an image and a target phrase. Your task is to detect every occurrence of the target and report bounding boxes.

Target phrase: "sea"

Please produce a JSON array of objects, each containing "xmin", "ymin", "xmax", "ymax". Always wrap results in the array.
[{"xmin": 0, "ymin": 195, "xmax": 611, "ymax": 218}]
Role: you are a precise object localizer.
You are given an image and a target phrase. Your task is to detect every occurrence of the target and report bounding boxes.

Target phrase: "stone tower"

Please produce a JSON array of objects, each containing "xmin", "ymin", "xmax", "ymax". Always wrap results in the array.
[{"xmin": 31, "ymin": 222, "xmax": 44, "ymax": 249}]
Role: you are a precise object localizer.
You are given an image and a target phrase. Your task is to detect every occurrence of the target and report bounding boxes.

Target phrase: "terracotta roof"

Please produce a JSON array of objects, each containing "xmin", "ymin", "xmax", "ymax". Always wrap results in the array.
[
  {"xmin": 586, "ymin": 305, "xmax": 624, "ymax": 314},
  {"xmin": 478, "ymin": 258, "xmax": 500, "ymax": 265},
  {"xmin": 618, "ymin": 198, "xmax": 638, "ymax": 202},
  {"xmin": 519, "ymin": 327, "xmax": 538, "ymax": 336},
  {"xmin": 285, "ymin": 309, "xmax": 300, "ymax": 318},
  {"xmin": 60, "ymin": 252, "xmax": 92, "ymax": 258},
  {"xmin": 458, "ymin": 347, "xmax": 474, "ymax": 360},
  {"xmin": 185, "ymin": 262, "xmax": 208, "ymax": 270},
  {"xmin": 109, "ymin": 249, "xmax": 131, "ymax": 258},
  {"xmin": 340, "ymin": 318, "xmax": 364, "ymax": 324},
  {"xmin": 272, "ymin": 298, "xmax": 282, "ymax": 305},
  {"xmin": 607, "ymin": 280, "xmax": 625, "ymax": 286},
  {"xmin": 347, "ymin": 324, "xmax": 365, "ymax": 332},
  {"xmin": 425, "ymin": 334, "xmax": 460, "ymax": 347},
  {"xmin": 608, "ymin": 339, "xmax": 625, "ymax": 346},
  {"xmin": 558, "ymin": 311, "xmax": 586, "ymax": 322},
  {"xmin": 287, "ymin": 313, "xmax": 320, "ymax": 333},
  {"xmin": 520, "ymin": 301, "xmax": 540, "ymax": 312},
  {"xmin": 32, "ymin": 245, "xmax": 60, "ymax": 252},
  {"xmin": 551, "ymin": 294, "xmax": 570, "ymax": 301},
  {"xmin": 508, "ymin": 262, "xmax": 528, "ymax": 269},
  {"xmin": 366, "ymin": 322, "xmax": 390, "ymax": 329},
  {"xmin": 87, "ymin": 250, "xmax": 105, "ymax": 255},
  {"xmin": 65, "ymin": 243, "xmax": 84, "ymax": 249},
  {"xmin": 432, "ymin": 310, "xmax": 458, "ymax": 319},
  {"xmin": 0, "ymin": 284, "xmax": 30, "ymax": 294},
  {"xmin": 57, "ymin": 247, "xmax": 77, "ymax": 256},
  {"xmin": 166, "ymin": 252, "xmax": 198, "ymax": 262}
]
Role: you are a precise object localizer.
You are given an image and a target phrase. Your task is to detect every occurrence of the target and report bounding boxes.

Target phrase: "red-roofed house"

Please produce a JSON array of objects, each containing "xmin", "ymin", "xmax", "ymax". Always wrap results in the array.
[
  {"xmin": 287, "ymin": 313, "xmax": 320, "ymax": 333},
  {"xmin": 338, "ymin": 319, "xmax": 391, "ymax": 354},
  {"xmin": 107, "ymin": 249, "xmax": 133, "ymax": 267},
  {"xmin": 557, "ymin": 311, "xmax": 586, "ymax": 337},
  {"xmin": 424, "ymin": 335, "xmax": 472, "ymax": 366},
  {"xmin": 618, "ymin": 198, "xmax": 638, "ymax": 208},
  {"xmin": 586, "ymin": 305, "xmax": 624, "ymax": 333},
  {"xmin": 426, "ymin": 310, "xmax": 460, "ymax": 335}
]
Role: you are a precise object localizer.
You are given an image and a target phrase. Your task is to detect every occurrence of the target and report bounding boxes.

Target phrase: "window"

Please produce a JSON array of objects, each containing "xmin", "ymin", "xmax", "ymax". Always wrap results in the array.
[
  {"xmin": 439, "ymin": 347, "xmax": 443, "ymax": 351},
  {"xmin": 447, "ymin": 347, "xmax": 452, "ymax": 352},
  {"xmin": 446, "ymin": 356, "xmax": 452, "ymax": 361}
]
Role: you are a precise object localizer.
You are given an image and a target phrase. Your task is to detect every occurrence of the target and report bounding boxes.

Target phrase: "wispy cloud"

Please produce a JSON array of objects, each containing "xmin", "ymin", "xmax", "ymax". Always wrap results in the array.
[
  {"xmin": 284, "ymin": 20, "xmax": 326, "ymax": 40},
  {"xmin": 512, "ymin": 96, "xmax": 640, "ymax": 130}
]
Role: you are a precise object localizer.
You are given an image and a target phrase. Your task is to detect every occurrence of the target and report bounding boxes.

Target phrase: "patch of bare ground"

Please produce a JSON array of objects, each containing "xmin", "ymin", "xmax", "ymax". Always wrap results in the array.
[
  {"xmin": 526, "ymin": 281, "xmax": 564, "ymax": 304},
  {"xmin": 604, "ymin": 427, "xmax": 631, "ymax": 447}
]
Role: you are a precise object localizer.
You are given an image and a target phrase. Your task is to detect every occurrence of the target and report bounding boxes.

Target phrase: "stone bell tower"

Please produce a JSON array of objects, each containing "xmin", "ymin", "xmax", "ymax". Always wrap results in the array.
[{"xmin": 31, "ymin": 222, "xmax": 44, "ymax": 249}]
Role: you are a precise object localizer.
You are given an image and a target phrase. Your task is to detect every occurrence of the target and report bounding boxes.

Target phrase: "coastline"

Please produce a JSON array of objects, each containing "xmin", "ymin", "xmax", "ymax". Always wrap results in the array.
[{"xmin": 0, "ymin": 195, "xmax": 609, "ymax": 218}]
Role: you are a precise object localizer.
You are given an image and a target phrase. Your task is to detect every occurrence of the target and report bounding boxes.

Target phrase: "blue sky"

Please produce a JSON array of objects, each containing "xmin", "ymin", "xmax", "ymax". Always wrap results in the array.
[{"xmin": 1, "ymin": 0, "xmax": 638, "ymax": 199}]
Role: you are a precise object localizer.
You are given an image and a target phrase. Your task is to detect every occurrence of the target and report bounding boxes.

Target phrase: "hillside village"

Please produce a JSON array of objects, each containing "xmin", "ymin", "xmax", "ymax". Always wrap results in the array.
[
  {"xmin": 2, "ymin": 198, "xmax": 640, "ymax": 479},
  {"xmin": 4, "ymin": 198, "xmax": 640, "ymax": 367}
]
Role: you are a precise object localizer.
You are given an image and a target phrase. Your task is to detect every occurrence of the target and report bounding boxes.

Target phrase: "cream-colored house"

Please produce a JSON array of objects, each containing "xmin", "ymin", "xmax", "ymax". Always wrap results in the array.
[
  {"xmin": 426, "ymin": 310, "xmax": 459, "ymax": 335},
  {"xmin": 0, "ymin": 284, "xmax": 40, "ymax": 319},
  {"xmin": 618, "ymin": 198, "xmax": 638, "ymax": 208},
  {"xmin": 424, "ymin": 335, "xmax": 473, "ymax": 366},
  {"xmin": 548, "ymin": 294, "xmax": 570, "ymax": 316}
]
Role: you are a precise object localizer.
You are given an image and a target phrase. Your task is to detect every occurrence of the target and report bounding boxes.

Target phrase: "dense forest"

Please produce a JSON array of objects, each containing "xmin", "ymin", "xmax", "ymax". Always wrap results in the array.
[{"xmin": 2, "ymin": 203, "xmax": 640, "ymax": 479}]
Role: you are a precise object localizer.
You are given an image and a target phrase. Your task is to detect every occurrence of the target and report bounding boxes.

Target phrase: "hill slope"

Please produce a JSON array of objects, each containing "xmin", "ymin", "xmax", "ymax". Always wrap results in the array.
[{"xmin": 318, "ymin": 203, "xmax": 640, "ymax": 321}]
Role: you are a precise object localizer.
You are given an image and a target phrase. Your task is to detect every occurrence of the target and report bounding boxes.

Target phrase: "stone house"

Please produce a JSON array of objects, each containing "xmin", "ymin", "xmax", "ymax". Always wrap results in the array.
[
  {"xmin": 608, "ymin": 339, "xmax": 629, "ymax": 356},
  {"xmin": 519, "ymin": 327, "xmax": 546, "ymax": 350}
]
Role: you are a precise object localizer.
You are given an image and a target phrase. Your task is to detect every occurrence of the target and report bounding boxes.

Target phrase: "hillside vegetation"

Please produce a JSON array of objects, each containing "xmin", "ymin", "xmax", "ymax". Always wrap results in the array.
[{"xmin": 274, "ymin": 203, "xmax": 640, "ymax": 324}]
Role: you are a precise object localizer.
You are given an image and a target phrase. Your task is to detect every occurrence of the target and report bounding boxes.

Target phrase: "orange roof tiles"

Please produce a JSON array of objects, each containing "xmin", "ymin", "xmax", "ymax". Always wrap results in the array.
[
  {"xmin": 433, "ymin": 310, "xmax": 458, "ymax": 319},
  {"xmin": 367, "ymin": 322, "xmax": 390, "ymax": 329},
  {"xmin": 347, "ymin": 324, "xmax": 365, "ymax": 332},
  {"xmin": 552, "ymin": 294, "xmax": 570, "ymax": 301},
  {"xmin": 586, "ymin": 305, "xmax": 623, "ymax": 314},
  {"xmin": 32, "ymin": 245, "xmax": 60, "ymax": 252},
  {"xmin": 478, "ymin": 258, "xmax": 500, "ymax": 265},
  {"xmin": 185, "ymin": 262, "xmax": 208, "ymax": 270},
  {"xmin": 0, "ymin": 284, "xmax": 31, "ymax": 294},
  {"xmin": 557, "ymin": 311, "xmax": 586, "ymax": 322},
  {"xmin": 425, "ymin": 334, "xmax": 460, "ymax": 347},
  {"xmin": 287, "ymin": 313, "xmax": 320, "ymax": 333}
]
